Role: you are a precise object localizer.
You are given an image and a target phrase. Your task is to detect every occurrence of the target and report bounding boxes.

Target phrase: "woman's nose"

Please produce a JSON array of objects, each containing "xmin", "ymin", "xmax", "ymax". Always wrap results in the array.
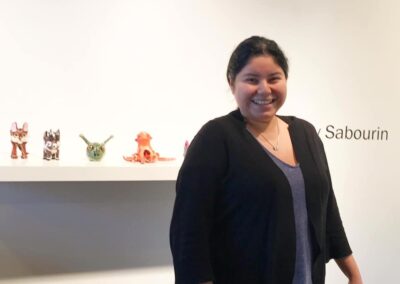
[{"xmin": 258, "ymin": 80, "xmax": 272, "ymax": 95}]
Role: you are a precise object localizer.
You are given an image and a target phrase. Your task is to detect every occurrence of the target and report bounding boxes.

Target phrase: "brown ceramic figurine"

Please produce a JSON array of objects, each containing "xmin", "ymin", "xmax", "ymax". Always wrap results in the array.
[
  {"xmin": 43, "ymin": 129, "xmax": 60, "ymax": 160},
  {"xmin": 10, "ymin": 122, "xmax": 28, "ymax": 159}
]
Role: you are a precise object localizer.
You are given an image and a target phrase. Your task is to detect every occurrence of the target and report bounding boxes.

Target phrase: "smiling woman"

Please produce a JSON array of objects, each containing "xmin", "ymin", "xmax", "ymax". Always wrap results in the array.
[
  {"xmin": 229, "ymin": 55, "xmax": 287, "ymax": 125},
  {"xmin": 227, "ymin": 37, "xmax": 288, "ymax": 127},
  {"xmin": 169, "ymin": 36, "xmax": 363, "ymax": 284}
]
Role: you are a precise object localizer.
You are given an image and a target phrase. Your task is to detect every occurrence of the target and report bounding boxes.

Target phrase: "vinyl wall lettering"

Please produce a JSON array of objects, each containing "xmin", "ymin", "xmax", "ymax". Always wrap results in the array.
[{"xmin": 317, "ymin": 125, "xmax": 389, "ymax": 141}]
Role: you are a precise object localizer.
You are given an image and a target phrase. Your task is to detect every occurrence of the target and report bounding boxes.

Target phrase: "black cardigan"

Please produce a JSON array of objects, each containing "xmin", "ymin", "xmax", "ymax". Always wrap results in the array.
[{"xmin": 170, "ymin": 109, "xmax": 352, "ymax": 284}]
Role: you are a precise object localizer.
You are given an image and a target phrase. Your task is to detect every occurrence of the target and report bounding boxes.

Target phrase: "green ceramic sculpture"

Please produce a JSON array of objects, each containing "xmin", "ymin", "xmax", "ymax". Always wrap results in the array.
[{"xmin": 79, "ymin": 134, "xmax": 113, "ymax": 161}]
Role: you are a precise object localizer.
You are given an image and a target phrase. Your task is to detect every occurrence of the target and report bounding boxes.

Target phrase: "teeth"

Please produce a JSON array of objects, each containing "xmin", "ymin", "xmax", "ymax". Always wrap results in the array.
[{"xmin": 252, "ymin": 98, "xmax": 274, "ymax": 105}]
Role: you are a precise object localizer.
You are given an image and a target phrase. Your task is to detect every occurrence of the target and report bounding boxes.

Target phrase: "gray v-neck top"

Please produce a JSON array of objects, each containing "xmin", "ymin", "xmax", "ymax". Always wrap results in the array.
[{"xmin": 265, "ymin": 149, "xmax": 313, "ymax": 284}]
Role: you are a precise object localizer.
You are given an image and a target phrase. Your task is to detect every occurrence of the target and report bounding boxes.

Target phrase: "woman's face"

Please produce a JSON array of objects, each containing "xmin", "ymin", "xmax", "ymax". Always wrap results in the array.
[{"xmin": 230, "ymin": 55, "xmax": 287, "ymax": 124}]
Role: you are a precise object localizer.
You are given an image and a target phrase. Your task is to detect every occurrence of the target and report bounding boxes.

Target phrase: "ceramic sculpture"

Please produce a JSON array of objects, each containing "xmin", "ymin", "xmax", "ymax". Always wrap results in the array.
[
  {"xmin": 43, "ymin": 129, "xmax": 60, "ymax": 160},
  {"xmin": 123, "ymin": 132, "xmax": 175, "ymax": 164},
  {"xmin": 10, "ymin": 122, "xmax": 28, "ymax": 159},
  {"xmin": 79, "ymin": 134, "xmax": 113, "ymax": 161}
]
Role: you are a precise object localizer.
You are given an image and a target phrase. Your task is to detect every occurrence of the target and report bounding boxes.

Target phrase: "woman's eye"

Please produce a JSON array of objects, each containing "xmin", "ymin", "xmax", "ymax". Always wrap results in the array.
[{"xmin": 245, "ymin": 78, "xmax": 258, "ymax": 84}]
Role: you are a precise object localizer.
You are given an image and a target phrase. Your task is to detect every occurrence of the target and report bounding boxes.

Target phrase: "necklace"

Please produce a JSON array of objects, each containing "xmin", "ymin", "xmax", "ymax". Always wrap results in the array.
[{"xmin": 249, "ymin": 117, "xmax": 280, "ymax": 151}]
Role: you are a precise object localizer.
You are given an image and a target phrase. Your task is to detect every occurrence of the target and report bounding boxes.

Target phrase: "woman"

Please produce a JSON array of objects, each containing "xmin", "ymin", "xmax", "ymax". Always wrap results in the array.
[{"xmin": 170, "ymin": 36, "xmax": 363, "ymax": 284}]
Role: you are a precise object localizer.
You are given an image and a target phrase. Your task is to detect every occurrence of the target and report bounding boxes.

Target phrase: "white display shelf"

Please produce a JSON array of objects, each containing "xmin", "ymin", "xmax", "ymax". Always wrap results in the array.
[
  {"xmin": 0, "ymin": 156, "xmax": 182, "ymax": 182},
  {"xmin": 0, "ymin": 266, "xmax": 174, "ymax": 284}
]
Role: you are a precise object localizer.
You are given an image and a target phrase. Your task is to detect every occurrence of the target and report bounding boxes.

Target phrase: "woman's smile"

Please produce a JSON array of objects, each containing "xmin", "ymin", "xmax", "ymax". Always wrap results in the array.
[{"xmin": 250, "ymin": 97, "xmax": 276, "ymax": 105}]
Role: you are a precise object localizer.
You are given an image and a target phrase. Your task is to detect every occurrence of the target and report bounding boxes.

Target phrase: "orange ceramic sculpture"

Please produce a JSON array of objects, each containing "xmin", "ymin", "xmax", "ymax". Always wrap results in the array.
[{"xmin": 123, "ymin": 132, "xmax": 175, "ymax": 164}]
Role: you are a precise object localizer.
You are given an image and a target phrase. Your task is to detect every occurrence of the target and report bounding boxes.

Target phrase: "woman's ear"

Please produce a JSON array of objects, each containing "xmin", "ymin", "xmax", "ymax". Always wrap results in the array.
[{"xmin": 228, "ymin": 78, "xmax": 235, "ymax": 94}]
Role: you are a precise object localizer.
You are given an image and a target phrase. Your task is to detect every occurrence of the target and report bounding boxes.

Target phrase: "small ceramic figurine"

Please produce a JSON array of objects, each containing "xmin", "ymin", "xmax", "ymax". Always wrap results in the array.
[
  {"xmin": 43, "ymin": 129, "xmax": 60, "ymax": 160},
  {"xmin": 123, "ymin": 131, "xmax": 175, "ymax": 164},
  {"xmin": 79, "ymin": 134, "xmax": 113, "ymax": 161},
  {"xmin": 183, "ymin": 140, "xmax": 190, "ymax": 157},
  {"xmin": 10, "ymin": 122, "xmax": 28, "ymax": 159}
]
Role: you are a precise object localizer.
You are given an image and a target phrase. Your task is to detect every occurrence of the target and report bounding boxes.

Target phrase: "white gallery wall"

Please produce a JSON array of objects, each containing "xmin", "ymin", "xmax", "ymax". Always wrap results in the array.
[{"xmin": 0, "ymin": 0, "xmax": 399, "ymax": 283}]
